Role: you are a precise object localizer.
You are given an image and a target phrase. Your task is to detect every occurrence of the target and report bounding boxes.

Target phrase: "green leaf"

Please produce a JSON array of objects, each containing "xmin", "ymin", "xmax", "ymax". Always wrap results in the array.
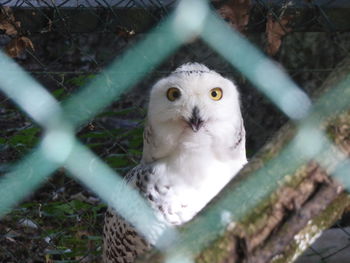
[
  {"xmin": 8, "ymin": 126, "xmax": 40, "ymax": 149},
  {"xmin": 45, "ymin": 248, "xmax": 72, "ymax": 255},
  {"xmin": 66, "ymin": 74, "xmax": 96, "ymax": 87},
  {"xmin": 128, "ymin": 149, "xmax": 142, "ymax": 156},
  {"xmin": 79, "ymin": 131, "xmax": 111, "ymax": 139},
  {"xmin": 87, "ymin": 235, "xmax": 102, "ymax": 241},
  {"xmin": 106, "ymin": 154, "xmax": 132, "ymax": 168},
  {"xmin": 97, "ymin": 107, "xmax": 141, "ymax": 117},
  {"xmin": 52, "ymin": 88, "xmax": 66, "ymax": 99}
]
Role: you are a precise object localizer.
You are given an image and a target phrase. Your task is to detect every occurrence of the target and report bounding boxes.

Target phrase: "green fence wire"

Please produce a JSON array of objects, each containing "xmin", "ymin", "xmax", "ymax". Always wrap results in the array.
[{"xmin": 0, "ymin": 0, "xmax": 350, "ymax": 262}]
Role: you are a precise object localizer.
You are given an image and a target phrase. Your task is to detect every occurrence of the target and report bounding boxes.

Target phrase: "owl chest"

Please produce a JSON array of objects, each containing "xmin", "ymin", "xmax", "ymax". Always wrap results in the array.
[{"xmin": 142, "ymin": 151, "xmax": 235, "ymax": 225}]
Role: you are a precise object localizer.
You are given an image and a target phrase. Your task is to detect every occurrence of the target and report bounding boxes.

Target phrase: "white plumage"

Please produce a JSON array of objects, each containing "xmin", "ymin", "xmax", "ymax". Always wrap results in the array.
[{"xmin": 103, "ymin": 63, "xmax": 247, "ymax": 263}]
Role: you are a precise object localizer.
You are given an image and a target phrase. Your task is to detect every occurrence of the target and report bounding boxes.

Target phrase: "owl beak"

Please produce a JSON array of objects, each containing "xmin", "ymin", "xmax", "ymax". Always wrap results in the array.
[{"xmin": 188, "ymin": 106, "xmax": 204, "ymax": 132}]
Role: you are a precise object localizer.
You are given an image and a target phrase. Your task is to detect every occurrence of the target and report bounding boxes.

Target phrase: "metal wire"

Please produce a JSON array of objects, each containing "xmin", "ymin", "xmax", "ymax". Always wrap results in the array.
[{"xmin": 0, "ymin": 0, "xmax": 350, "ymax": 262}]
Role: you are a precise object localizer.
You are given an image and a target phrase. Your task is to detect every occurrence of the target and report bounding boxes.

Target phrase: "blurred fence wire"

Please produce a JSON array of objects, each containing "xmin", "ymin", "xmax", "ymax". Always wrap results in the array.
[{"xmin": 0, "ymin": 0, "xmax": 350, "ymax": 262}]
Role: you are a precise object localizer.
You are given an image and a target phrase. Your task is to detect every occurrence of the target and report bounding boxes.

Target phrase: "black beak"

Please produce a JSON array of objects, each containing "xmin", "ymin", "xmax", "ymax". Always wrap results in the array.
[{"xmin": 188, "ymin": 106, "xmax": 204, "ymax": 132}]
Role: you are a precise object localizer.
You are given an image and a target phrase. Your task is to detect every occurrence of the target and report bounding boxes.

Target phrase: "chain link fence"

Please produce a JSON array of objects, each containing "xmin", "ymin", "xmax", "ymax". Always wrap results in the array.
[{"xmin": 0, "ymin": 0, "xmax": 350, "ymax": 262}]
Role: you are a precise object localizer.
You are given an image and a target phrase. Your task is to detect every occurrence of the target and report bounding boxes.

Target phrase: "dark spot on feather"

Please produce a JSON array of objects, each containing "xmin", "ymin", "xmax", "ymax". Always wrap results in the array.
[
  {"xmin": 146, "ymin": 166, "xmax": 154, "ymax": 174},
  {"xmin": 124, "ymin": 237, "xmax": 133, "ymax": 246},
  {"xmin": 110, "ymin": 248, "xmax": 118, "ymax": 259},
  {"xmin": 125, "ymin": 245, "xmax": 132, "ymax": 252},
  {"xmin": 148, "ymin": 194, "xmax": 154, "ymax": 201},
  {"xmin": 155, "ymin": 184, "xmax": 160, "ymax": 193},
  {"xmin": 233, "ymin": 129, "xmax": 243, "ymax": 149},
  {"xmin": 141, "ymin": 238, "xmax": 148, "ymax": 247},
  {"xmin": 105, "ymin": 210, "xmax": 113, "ymax": 218},
  {"xmin": 126, "ymin": 230, "xmax": 136, "ymax": 237},
  {"xmin": 116, "ymin": 247, "xmax": 126, "ymax": 257}
]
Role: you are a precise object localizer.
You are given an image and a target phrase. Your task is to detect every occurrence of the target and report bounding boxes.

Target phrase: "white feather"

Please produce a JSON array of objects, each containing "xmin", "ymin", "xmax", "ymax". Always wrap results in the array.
[{"xmin": 142, "ymin": 63, "xmax": 247, "ymax": 224}]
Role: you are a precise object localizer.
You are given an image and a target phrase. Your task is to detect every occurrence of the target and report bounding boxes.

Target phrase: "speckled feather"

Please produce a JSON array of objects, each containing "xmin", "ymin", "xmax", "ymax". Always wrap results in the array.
[{"xmin": 103, "ymin": 63, "xmax": 247, "ymax": 263}]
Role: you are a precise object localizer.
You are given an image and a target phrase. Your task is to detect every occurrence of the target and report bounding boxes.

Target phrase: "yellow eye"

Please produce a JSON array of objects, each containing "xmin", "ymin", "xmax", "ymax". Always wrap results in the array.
[
  {"xmin": 210, "ymin": 88, "xmax": 223, "ymax": 101},
  {"xmin": 166, "ymin": 87, "xmax": 181, "ymax": 101}
]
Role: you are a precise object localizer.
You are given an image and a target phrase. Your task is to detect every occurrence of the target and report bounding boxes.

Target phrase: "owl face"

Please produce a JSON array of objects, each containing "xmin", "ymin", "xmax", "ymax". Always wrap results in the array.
[{"xmin": 147, "ymin": 63, "xmax": 241, "ymax": 133}]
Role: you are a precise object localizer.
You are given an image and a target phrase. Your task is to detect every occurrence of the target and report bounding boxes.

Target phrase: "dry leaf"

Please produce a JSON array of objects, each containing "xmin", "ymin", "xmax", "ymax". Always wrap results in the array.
[
  {"xmin": 115, "ymin": 26, "xmax": 136, "ymax": 41},
  {"xmin": 40, "ymin": 18, "xmax": 53, "ymax": 33},
  {"xmin": 45, "ymin": 254, "xmax": 53, "ymax": 263},
  {"xmin": 214, "ymin": 0, "xmax": 251, "ymax": 32},
  {"xmin": 75, "ymin": 230, "xmax": 96, "ymax": 253},
  {"xmin": 266, "ymin": 15, "xmax": 293, "ymax": 56},
  {"xmin": 0, "ymin": 7, "xmax": 20, "ymax": 36},
  {"xmin": 5, "ymin": 37, "xmax": 35, "ymax": 58}
]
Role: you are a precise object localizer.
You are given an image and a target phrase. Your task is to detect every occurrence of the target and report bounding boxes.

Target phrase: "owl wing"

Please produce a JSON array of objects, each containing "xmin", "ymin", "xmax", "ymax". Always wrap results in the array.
[
  {"xmin": 103, "ymin": 206, "xmax": 151, "ymax": 263},
  {"xmin": 141, "ymin": 123, "xmax": 156, "ymax": 163},
  {"xmin": 103, "ymin": 165, "xmax": 153, "ymax": 263},
  {"xmin": 229, "ymin": 117, "xmax": 247, "ymax": 170},
  {"xmin": 232, "ymin": 118, "xmax": 246, "ymax": 153}
]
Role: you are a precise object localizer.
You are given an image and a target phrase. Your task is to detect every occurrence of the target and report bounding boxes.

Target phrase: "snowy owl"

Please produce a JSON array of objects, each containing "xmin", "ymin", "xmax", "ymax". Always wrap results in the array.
[{"xmin": 103, "ymin": 63, "xmax": 247, "ymax": 263}]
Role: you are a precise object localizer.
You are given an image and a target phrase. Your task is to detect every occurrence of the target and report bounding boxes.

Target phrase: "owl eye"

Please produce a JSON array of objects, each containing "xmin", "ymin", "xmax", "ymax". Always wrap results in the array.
[
  {"xmin": 166, "ymin": 87, "xmax": 181, "ymax": 101},
  {"xmin": 210, "ymin": 88, "xmax": 223, "ymax": 101}
]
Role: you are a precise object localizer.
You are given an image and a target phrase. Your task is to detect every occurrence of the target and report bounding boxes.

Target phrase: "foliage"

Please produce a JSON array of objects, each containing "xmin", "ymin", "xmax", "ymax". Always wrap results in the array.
[{"xmin": 0, "ymin": 74, "xmax": 145, "ymax": 262}]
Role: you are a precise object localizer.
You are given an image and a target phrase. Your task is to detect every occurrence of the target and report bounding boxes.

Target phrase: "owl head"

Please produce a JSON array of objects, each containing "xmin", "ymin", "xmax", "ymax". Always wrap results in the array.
[{"xmin": 147, "ymin": 63, "xmax": 242, "ymax": 133}]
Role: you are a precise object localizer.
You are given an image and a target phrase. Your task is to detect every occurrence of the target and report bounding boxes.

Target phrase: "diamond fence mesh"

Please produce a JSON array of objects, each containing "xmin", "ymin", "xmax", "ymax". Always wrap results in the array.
[{"xmin": 0, "ymin": 0, "xmax": 350, "ymax": 262}]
